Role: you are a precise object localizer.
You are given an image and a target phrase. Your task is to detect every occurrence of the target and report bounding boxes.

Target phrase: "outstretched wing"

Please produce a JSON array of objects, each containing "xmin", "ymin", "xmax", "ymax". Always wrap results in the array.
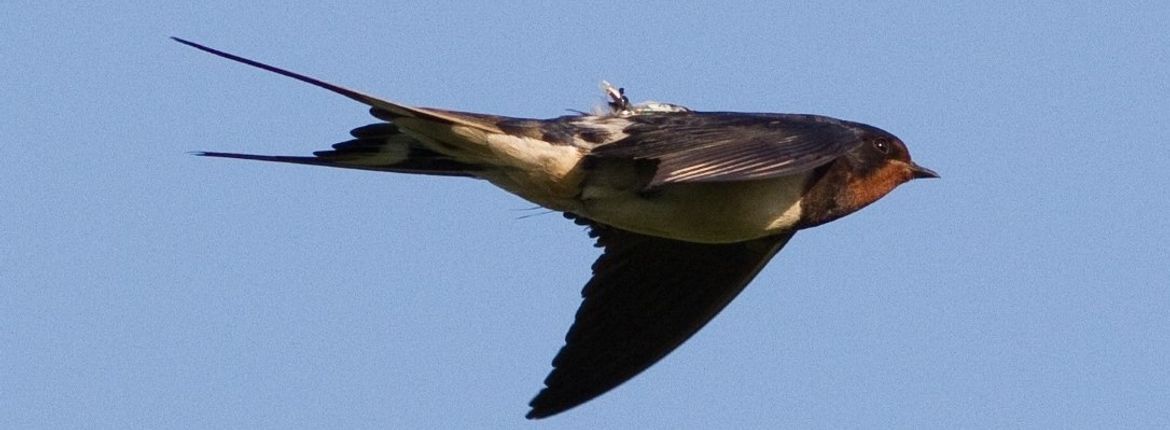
[
  {"xmin": 590, "ymin": 112, "xmax": 865, "ymax": 187},
  {"xmin": 527, "ymin": 214, "xmax": 795, "ymax": 419}
]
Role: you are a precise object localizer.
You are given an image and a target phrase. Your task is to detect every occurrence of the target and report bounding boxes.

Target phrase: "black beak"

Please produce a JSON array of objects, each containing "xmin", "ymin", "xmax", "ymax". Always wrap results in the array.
[{"xmin": 909, "ymin": 162, "xmax": 939, "ymax": 179}]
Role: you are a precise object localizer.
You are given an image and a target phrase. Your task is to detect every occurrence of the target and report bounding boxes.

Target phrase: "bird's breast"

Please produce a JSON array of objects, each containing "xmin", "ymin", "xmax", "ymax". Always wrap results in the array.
[{"xmin": 578, "ymin": 174, "xmax": 808, "ymax": 244}]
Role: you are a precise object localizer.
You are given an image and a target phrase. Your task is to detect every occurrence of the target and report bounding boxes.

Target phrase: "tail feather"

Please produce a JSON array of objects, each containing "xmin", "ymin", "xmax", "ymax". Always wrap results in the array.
[
  {"xmin": 196, "ymin": 122, "xmax": 479, "ymax": 177},
  {"xmin": 177, "ymin": 37, "xmax": 584, "ymax": 202},
  {"xmin": 171, "ymin": 37, "xmax": 502, "ymax": 134}
]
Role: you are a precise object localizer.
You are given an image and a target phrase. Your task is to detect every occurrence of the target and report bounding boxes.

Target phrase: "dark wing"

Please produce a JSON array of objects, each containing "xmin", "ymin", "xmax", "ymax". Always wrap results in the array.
[
  {"xmin": 195, "ymin": 122, "xmax": 479, "ymax": 177},
  {"xmin": 589, "ymin": 112, "xmax": 864, "ymax": 187},
  {"xmin": 527, "ymin": 215, "xmax": 796, "ymax": 419}
]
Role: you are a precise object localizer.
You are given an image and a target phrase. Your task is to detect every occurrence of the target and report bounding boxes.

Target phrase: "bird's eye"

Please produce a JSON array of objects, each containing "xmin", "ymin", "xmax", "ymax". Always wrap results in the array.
[{"xmin": 873, "ymin": 138, "xmax": 891, "ymax": 154}]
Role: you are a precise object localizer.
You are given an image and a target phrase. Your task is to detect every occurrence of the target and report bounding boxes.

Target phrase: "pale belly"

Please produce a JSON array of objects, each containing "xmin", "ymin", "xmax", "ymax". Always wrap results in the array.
[
  {"xmin": 460, "ymin": 131, "xmax": 808, "ymax": 244},
  {"xmin": 577, "ymin": 174, "xmax": 808, "ymax": 244}
]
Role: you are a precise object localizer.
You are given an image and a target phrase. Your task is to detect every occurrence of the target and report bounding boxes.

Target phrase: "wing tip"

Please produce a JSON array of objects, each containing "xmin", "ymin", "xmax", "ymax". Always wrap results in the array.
[{"xmin": 525, "ymin": 391, "xmax": 572, "ymax": 420}]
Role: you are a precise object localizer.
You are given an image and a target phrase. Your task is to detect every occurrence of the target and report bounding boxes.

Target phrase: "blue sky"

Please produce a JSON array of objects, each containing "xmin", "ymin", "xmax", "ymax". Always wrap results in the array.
[{"xmin": 3, "ymin": 2, "xmax": 1168, "ymax": 428}]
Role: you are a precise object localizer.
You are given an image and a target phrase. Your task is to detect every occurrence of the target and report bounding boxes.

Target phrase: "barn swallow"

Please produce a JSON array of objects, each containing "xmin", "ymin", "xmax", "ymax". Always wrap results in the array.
[{"xmin": 175, "ymin": 37, "xmax": 938, "ymax": 419}]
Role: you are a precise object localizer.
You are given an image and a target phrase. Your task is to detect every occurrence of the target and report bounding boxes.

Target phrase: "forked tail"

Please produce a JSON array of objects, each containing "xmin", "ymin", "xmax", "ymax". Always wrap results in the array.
[
  {"xmin": 174, "ymin": 37, "xmax": 519, "ymax": 176},
  {"xmin": 194, "ymin": 122, "xmax": 480, "ymax": 177}
]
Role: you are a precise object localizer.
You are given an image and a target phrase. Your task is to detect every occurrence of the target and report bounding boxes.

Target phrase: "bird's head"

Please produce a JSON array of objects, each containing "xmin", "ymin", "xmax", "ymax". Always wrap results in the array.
[{"xmin": 799, "ymin": 125, "xmax": 937, "ymax": 228}]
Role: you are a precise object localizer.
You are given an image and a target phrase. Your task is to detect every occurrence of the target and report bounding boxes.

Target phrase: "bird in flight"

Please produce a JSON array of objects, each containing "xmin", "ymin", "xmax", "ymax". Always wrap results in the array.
[{"xmin": 175, "ymin": 37, "xmax": 938, "ymax": 419}]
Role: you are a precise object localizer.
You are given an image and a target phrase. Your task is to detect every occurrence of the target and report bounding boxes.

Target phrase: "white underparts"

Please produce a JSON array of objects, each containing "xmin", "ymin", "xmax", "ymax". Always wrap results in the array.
[{"xmin": 580, "ymin": 173, "xmax": 806, "ymax": 244}]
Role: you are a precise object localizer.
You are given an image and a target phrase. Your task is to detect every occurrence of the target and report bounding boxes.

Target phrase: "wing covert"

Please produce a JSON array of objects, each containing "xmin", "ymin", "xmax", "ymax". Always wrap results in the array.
[{"xmin": 589, "ymin": 112, "xmax": 863, "ymax": 187}]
